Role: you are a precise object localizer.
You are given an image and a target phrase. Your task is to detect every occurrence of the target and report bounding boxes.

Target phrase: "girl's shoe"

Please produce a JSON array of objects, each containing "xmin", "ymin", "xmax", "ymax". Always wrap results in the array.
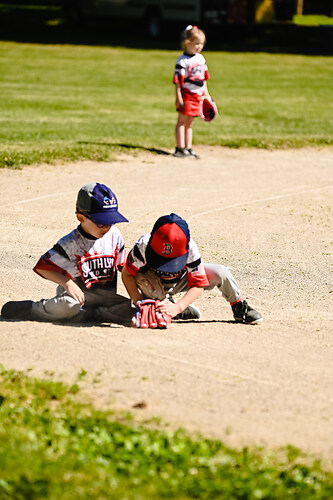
[
  {"xmin": 186, "ymin": 148, "xmax": 201, "ymax": 159},
  {"xmin": 173, "ymin": 147, "xmax": 190, "ymax": 158}
]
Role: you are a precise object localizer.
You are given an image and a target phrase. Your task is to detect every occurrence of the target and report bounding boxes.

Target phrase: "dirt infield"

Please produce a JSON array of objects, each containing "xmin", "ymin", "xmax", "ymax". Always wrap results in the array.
[{"xmin": 0, "ymin": 147, "xmax": 332, "ymax": 461}]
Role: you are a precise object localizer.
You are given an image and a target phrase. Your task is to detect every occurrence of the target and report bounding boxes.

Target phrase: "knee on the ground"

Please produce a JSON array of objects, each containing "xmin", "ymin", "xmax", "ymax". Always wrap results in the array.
[{"xmin": 40, "ymin": 295, "xmax": 81, "ymax": 320}]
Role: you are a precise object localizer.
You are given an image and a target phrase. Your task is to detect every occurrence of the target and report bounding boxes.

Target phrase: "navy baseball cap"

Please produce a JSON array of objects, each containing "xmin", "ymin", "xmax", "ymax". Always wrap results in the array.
[
  {"xmin": 146, "ymin": 213, "xmax": 190, "ymax": 273},
  {"xmin": 76, "ymin": 183, "xmax": 128, "ymax": 225}
]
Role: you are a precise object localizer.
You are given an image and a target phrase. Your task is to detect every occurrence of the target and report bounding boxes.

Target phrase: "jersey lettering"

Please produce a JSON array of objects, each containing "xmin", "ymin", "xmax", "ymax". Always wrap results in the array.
[{"xmin": 80, "ymin": 255, "xmax": 116, "ymax": 284}]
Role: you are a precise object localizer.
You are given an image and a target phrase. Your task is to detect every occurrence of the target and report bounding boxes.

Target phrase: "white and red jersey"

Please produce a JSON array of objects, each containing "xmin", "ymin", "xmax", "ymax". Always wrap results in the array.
[
  {"xmin": 173, "ymin": 52, "xmax": 210, "ymax": 95},
  {"xmin": 125, "ymin": 233, "xmax": 209, "ymax": 289},
  {"xmin": 34, "ymin": 225, "xmax": 126, "ymax": 290}
]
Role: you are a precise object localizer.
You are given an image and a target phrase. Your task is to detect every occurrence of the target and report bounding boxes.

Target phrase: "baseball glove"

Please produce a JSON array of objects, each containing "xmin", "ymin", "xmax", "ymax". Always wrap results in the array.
[
  {"xmin": 200, "ymin": 97, "xmax": 218, "ymax": 122},
  {"xmin": 131, "ymin": 299, "xmax": 172, "ymax": 329},
  {"xmin": 135, "ymin": 270, "xmax": 166, "ymax": 301}
]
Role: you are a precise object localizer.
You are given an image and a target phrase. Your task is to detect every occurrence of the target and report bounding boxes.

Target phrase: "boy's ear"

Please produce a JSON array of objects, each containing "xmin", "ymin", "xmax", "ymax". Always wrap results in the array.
[{"xmin": 76, "ymin": 213, "xmax": 85, "ymax": 223}]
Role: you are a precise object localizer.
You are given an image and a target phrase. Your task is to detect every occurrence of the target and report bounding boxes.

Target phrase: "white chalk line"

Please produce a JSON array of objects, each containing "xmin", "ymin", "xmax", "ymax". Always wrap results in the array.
[
  {"xmin": 87, "ymin": 330, "xmax": 333, "ymax": 404},
  {"xmin": 187, "ymin": 184, "xmax": 333, "ymax": 221},
  {"xmin": 0, "ymin": 190, "xmax": 77, "ymax": 209},
  {"xmin": 88, "ymin": 330, "xmax": 279, "ymax": 388},
  {"xmin": 1, "ymin": 184, "xmax": 332, "ymax": 214}
]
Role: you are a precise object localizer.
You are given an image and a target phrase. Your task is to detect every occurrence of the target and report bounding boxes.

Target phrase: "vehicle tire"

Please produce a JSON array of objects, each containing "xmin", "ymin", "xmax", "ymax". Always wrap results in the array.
[{"xmin": 145, "ymin": 8, "xmax": 162, "ymax": 38}]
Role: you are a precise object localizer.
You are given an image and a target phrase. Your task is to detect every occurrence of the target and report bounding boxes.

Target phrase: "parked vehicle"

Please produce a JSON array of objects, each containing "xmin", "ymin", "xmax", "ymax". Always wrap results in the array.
[{"xmin": 63, "ymin": 0, "xmax": 294, "ymax": 37}]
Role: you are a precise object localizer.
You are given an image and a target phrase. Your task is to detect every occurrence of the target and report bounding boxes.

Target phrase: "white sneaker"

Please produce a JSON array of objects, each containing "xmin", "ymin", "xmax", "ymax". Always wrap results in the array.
[
  {"xmin": 186, "ymin": 148, "xmax": 201, "ymax": 159},
  {"xmin": 173, "ymin": 147, "xmax": 190, "ymax": 158}
]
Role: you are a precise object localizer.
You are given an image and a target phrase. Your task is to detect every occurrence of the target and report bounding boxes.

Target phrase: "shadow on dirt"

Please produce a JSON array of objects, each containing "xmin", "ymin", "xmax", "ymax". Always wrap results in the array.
[
  {"xmin": 173, "ymin": 319, "xmax": 237, "ymax": 324},
  {"xmin": 78, "ymin": 141, "xmax": 171, "ymax": 156},
  {"xmin": 0, "ymin": 317, "xmax": 236, "ymax": 326}
]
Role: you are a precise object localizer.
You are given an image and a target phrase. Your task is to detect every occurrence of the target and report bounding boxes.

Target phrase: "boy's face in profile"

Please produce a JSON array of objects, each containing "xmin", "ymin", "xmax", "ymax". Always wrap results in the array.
[{"xmin": 76, "ymin": 213, "xmax": 112, "ymax": 239}]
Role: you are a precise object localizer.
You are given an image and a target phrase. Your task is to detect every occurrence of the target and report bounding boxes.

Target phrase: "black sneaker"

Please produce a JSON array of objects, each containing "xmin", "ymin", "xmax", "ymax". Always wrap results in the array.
[
  {"xmin": 232, "ymin": 300, "xmax": 262, "ymax": 325},
  {"xmin": 174, "ymin": 304, "xmax": 201, "ymax": 320},
  {"xmin": 186, "ymin": 148, "xmax": 201, "ymax": 159},
  {"xmin": 1, "ymin": 300, "xmax": 34, "ymax": 320},
  {"xmin": 173, "ymin": 147, "xmax": 190, "ymax": 158}
]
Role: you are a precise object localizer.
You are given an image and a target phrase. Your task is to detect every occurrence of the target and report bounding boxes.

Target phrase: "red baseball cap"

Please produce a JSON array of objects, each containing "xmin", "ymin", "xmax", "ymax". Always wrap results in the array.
[{"xmin": 146, "ymin": 213, "xmax": 190, "ymax": 272}]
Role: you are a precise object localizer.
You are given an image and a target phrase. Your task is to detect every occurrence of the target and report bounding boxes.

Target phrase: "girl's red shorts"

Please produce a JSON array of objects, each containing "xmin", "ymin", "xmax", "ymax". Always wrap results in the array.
[{"xmin": 177, "ymin": 88, "xmax": 202, "ymax": 117}]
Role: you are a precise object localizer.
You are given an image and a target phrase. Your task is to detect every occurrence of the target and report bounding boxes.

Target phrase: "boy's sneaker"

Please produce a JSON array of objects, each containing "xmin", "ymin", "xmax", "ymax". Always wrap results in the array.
[
  {"xmin": 1, "ymin": 300, "xmax": 34, "ymax": 320},
  {"xmin": 232, "ymin": 300, "xmax": 262, "ymax": 325},
  {"xmin": 173, "ymin": 147, "xmax": 190, "ymax": 158},
  {"xmin": 174, "ymin": 304, "xmax": 201, "ymax": 320},
  {"xmin": 186, "ymin": 148, "xmax": 201, "ymax": 159}
]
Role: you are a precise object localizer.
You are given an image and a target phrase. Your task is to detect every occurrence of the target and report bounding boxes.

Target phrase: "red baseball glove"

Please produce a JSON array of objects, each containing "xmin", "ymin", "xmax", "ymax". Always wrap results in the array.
[
  {"xmin": 200, "ymin": 97, "xmax": 218, "ymax": 122},
  {"xmin": 131, "ymin": 299, "xmax": 171, "ymax": 329}
]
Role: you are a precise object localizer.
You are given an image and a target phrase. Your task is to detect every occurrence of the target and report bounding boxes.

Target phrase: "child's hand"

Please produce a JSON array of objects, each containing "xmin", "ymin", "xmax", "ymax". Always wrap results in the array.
[
  {"xmin": 176, "ymin": 97, "xmax": 185, "ymax": 109},
  {"xmin": 156, "ymin": 298, "xmax": 181, "ymax": 318},
  {"xmin": 131, "ymin": 299, "xmax": 171, "ymax": 329},
  {"xmin": 64, "ymin": 280, "xmax": 85, "ymax": 306}
]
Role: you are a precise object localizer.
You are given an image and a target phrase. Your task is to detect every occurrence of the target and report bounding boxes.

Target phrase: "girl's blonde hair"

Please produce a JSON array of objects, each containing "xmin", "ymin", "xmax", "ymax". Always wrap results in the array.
[{"xmin": 181, "ymin": 25, "xmax": 206, "ymax": 51}]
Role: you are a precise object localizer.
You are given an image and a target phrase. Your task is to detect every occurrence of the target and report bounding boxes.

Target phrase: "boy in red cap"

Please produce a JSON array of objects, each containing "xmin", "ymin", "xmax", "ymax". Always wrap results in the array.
[
  {"xmin": 122, "ymin": 213, "xmax": 262, "ymax": 326},
  {"xmin": 1, "ymin": 183, "xmax": 134, "ymax": 325}
]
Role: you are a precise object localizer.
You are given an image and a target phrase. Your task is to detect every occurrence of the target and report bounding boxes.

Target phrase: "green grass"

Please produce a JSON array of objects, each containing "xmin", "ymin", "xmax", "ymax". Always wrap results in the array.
[
  {"xmin": 293, "ymin": 15, "xmax": 333, "ymax": 26},
  {"xmin": 0, "ymin": 41, "xmax": 332, "ymax": 168},
  {"xmin": 0, "ymin": 366, "xmax": 332, "ymax": 500}
]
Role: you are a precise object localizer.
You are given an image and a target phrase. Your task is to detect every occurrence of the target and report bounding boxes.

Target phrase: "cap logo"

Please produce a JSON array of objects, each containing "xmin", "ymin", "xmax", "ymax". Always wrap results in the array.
[
  {"xmin": 145, "ymin": 214, "xmax": 190, "ymax": 273},
  {"xmin": 162, "ymin": 243, "xmax": 173, "ymax": 255},
  {"xmin": 103, "ymin": 195, "xmax": 117, "ymax": 209}
]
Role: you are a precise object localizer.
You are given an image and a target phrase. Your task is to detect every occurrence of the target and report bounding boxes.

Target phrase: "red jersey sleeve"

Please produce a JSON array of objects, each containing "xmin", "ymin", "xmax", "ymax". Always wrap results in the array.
[
  {"xmin": 125, "ymin": 251, "xmax": 140, "ymax": 277},
  {"xmin": 187, "ymin": 262, "xmax": 209, "ymax": 288},
  {"xmin": 173, "ymin": 73, "xmax": 185, "ymax": 85},
  {"xmin": 33, "ymin": 257, "xmax": 72, "ymax": 280}
]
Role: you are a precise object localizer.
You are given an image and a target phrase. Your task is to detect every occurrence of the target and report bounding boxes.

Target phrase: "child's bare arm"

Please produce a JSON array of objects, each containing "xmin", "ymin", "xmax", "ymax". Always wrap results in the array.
[
  {"xmin": 175, "ymin": 83, "xmax": 184, "ymax": 109},
  {"xmin": 37, "ymin": 269, "xmax": 85, "ymax": 306},
  {"xmin": 202, "ymin": 81, "xmax": 210, "ymax": 99},
  {"xmin": 156, "ymin": 286, "xmax": 203, "ymax": 318},
  {"xmin": 121, "ymin": 266, "xmax": 143, "ymax": 305}
]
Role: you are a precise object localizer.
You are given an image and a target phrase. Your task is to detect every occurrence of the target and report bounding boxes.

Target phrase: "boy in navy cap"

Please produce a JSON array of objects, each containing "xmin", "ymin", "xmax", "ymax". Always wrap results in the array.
[
  {"xmin": 122, "ymin": 213, "xmax": 262, "ymax": 326},
  {"xmin": 1, "ymin": 183, "xmax": 134, "ymax": 325}
]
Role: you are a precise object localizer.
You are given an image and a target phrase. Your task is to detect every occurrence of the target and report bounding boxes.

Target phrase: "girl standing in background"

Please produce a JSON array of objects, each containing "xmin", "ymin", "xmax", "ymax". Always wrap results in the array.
[{"xmin": 173, "ymin": 25, "xmax": 212, "ymax": 159}]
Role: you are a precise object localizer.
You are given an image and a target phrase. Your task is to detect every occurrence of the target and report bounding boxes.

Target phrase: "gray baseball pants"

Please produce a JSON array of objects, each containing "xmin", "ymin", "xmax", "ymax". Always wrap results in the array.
[
  {"xmin": 166, "ymin": 263, "xmax": 241, "ymax": 303},
  {"xmin": 31, "ymin": 285, "xmax": 134, "ymax": 326}
]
